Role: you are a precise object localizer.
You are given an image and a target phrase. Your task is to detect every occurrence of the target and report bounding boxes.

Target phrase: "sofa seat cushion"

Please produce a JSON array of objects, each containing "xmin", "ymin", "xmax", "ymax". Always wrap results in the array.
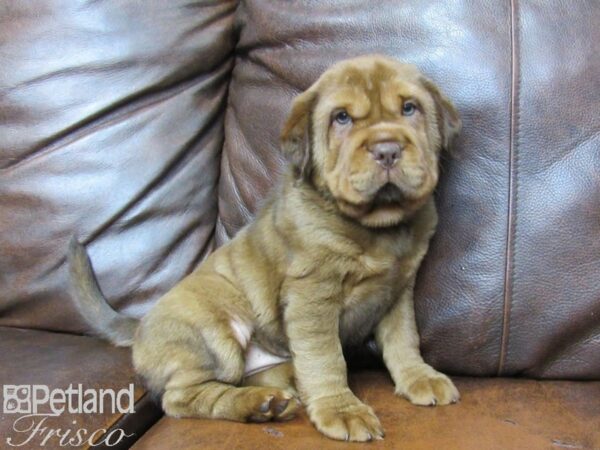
[
  {"xmin": 132, "ymin": 371, "xmax": 600, "ymax": 450},
  {"xmin": 0, "ymin": 327, "xmax": 162, "ymax": 449}
]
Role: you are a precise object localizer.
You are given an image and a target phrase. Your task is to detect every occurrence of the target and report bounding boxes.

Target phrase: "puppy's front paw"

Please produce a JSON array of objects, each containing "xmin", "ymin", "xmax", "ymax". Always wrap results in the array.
[
  {"xmin": 395, "ymin": 365, "xmax": 460, "ymax": 406},
  {"xmin": 308, "ymin": 392, "xmax": 384, "ymax": 442}
]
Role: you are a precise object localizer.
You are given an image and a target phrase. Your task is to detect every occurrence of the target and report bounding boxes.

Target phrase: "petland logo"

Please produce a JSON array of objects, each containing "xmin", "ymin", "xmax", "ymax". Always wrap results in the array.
[{"xmin": 2, "ymin": 384, "xmax": 136, "ymax": 447}]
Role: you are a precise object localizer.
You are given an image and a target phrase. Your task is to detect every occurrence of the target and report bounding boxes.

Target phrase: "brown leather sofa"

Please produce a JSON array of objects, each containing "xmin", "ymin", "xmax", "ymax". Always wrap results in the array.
[{"xmin": 1, "ymin": 1, "xmax": 598, "ymax": 449}]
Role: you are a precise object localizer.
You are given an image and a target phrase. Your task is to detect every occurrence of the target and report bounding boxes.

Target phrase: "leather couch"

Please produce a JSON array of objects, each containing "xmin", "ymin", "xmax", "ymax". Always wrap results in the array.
[{"xmin": 1, "ymin": 1, "xmax": 598, "ymax": 449}]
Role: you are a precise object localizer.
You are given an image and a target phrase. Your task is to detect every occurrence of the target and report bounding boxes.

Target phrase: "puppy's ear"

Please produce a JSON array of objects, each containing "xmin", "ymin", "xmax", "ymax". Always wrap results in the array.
[
  {"xmin": 280, "ymin": 88, "xmax": 317, "ymax": 179},
  {"xmin": 420, "ymin": 77, "xmax": 461, "ymax": 150}
]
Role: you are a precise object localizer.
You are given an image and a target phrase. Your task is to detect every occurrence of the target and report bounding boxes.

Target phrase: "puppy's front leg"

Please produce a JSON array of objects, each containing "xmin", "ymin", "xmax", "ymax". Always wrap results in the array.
[
  {"xmin": 284, "ymin": 291, "xmax": 383, "ymax": 442},
  {"xmin": 375, "ymin": 276, "xmax": 460, "ymax": 406}
]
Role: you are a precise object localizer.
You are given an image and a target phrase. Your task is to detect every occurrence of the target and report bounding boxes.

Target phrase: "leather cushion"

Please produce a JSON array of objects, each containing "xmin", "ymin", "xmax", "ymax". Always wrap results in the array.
[
  {"xmin": 0, "ymin": 327, "xmax": 162, "ymax": 449},
  {"xmin": 132, "ymin": 370, "xmax": 600, "ymax": 450},
  {"xmin": 217, "ymin": 0, "xmax": 600, "ymax": 378},
  {"xmin": 0, "ymin": 0, "xmax": 237, "ymax": 333}
]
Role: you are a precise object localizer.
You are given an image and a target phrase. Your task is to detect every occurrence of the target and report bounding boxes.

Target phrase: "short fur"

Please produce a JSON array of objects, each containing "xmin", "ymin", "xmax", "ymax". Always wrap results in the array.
[{"xmin": 69, "ymin": 55, "xmax": 461, "ymax": 442}]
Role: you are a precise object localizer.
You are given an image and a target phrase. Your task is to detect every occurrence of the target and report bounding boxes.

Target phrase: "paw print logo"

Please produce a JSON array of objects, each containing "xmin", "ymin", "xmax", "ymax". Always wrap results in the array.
[{"xmin": 3, "ymin": 385, "xmax": 31, "ymax": 414}]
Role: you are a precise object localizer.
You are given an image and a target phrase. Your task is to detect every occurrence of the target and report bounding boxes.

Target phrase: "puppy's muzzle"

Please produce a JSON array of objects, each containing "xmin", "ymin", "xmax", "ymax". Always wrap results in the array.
[{"xmin": 368, "ymin": 140, "xmax": 403, "ymax": 169}]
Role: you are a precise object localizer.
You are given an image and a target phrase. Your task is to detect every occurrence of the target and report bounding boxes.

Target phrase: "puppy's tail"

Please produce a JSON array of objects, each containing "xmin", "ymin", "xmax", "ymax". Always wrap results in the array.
[{"xmin": 67, "ymin": 237, "xmax": 139, "ymax": 347}]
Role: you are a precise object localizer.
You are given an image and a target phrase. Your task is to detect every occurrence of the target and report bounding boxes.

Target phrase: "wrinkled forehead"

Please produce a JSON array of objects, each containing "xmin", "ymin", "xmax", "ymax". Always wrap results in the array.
[{"xmin": 315, "ymin": 58, "xmax": 429, "ymax": 114}]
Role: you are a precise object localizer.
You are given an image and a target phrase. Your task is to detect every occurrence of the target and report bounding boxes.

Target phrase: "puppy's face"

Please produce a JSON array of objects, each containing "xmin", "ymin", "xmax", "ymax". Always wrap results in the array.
[{"xmin": 281, "ymin": 55, "xmax": 461, "ymax": 227}]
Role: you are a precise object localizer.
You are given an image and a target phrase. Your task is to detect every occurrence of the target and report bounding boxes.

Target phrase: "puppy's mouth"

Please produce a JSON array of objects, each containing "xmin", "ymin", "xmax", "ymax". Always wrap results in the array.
[
  {"xmin": 372, "ymin": 183, "xmax": 405, "ymax": 206},
  {"xmin": 336, "ymin": 182, "xmax": 407, "ymax": 218}
]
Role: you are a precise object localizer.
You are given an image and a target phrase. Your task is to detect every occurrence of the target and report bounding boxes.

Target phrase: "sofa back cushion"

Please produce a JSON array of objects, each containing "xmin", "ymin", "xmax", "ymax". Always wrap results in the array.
[
  {"xmin": 0, "ymin": 0, "xmax": 237, "ymax": 332},
  {"xmin": 218, "ymin": 0, "xmax": 600, "ymax": 378},
  {"xmin": 1, "ymin": 0, "xmax": 598, "ymax": 380}
]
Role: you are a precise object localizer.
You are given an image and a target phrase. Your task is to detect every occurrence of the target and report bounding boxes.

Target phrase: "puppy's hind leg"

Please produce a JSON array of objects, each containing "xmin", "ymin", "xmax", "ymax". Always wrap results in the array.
[
  {"xmin": 136, "ymin": 311, "xmax": 298, "ymax": 423},
  {"xmin": 164, "ymin": 377, "xmax": 300, "ymax": 423},
  {"xmin": 241, "ymin": 362, "xmax": 301, "ymax": 421},
  {"xmin": 242, "ymin": 361, "xmax": 297, "ymax": 395},
  {"xmin": 162, "ymin": 373, "xmax": 297, "ymax": 422}
]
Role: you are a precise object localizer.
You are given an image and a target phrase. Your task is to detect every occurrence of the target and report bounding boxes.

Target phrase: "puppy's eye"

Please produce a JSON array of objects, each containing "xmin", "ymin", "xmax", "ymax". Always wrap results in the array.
[
  {"xmin": 333, "ymin": 110, "xmax": 352, "ymax": 125},
  {"xmin": 402, "ymin": 101, "xmax": 417, "ymax": 116}
]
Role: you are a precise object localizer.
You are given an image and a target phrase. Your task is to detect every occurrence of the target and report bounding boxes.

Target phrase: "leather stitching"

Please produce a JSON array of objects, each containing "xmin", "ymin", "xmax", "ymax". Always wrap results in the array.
[{"xmin": 499, "ymin": 0, "xmax": 521, "ymax": 376}]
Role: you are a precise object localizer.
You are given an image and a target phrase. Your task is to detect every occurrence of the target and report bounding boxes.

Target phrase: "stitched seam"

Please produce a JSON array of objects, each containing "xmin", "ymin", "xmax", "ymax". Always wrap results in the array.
[{"xmin": 499, "ymin": 0, "xmax": 520, "ymax": 376}]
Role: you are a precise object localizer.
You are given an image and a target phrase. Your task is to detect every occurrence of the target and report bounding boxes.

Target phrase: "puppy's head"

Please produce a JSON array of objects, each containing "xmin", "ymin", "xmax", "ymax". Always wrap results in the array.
[{"xmin": 281, "ymin": 55, "xmax": 461, "ymax": 227}]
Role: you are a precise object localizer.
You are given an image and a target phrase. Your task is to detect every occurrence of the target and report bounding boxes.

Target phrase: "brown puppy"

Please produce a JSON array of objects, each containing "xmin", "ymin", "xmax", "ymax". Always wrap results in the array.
[{"xmin": 69, "ymin": 54, "xmax": 461, "ymax": 442}]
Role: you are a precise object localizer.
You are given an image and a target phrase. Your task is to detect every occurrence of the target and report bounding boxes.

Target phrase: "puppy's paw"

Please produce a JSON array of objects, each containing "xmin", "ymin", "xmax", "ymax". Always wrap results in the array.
[
  {"xmin": 308, "ymin": 392, "xmax": 384, "ymax": 442},
  {"xmin": 395, "ymin": 365, "xmax": 459, "ymax": 406},
  {"xmin": 244, "ymin": 388, "xmax": 301, "ymax": 422}
]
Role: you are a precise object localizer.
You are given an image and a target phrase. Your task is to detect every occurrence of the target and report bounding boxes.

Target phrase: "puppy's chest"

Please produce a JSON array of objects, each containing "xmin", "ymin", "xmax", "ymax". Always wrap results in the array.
[
  {"xmin": 337, "ymin": 237, "xmax": 417, "ymax": 341},
  {"xmin": 340, "ymin": 235, "xmax": 412, "ymax": 305}
]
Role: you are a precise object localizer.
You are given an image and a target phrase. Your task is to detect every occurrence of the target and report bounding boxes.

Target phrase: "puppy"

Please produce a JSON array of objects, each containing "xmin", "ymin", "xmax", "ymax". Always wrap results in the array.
[{"xmin": 69, "ymin": 54, "xmax": 461, "ymax": 442}]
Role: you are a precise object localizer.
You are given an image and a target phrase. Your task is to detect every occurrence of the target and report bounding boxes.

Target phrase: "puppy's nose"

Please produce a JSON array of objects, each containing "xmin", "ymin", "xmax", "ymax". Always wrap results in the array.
[{"xmin": 369, "ymin": 141, "xmax": 402, "ymax": 168}]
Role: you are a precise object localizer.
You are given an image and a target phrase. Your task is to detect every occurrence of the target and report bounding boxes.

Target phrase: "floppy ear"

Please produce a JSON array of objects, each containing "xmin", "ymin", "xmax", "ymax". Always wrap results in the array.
[
  {"xmin": 280, "ymin": 88, "xmax": 317, "ymax": 179},
  {"xmin": 420, "ymin": 77, "xmax": 461, "ymax": 150}
]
